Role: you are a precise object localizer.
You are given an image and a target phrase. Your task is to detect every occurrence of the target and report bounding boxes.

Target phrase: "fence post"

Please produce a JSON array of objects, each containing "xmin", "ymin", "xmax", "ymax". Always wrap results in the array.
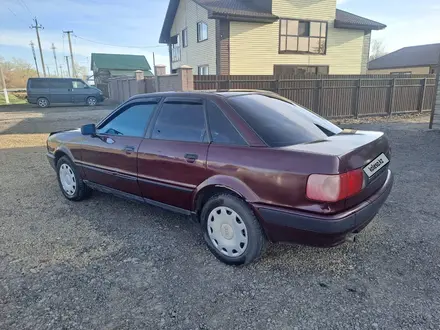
[
  {"xmin": 314, "ymin": 79, "xmax": 323, "ymax": 114},
  {"xmin": 275, "ymin": 77, "xmax": 280, "ymax": 94},
  {"xmin": 388, "ymin": 78, "xmax": 396, "ymax": 116},
  {"xmin": 215, "ymin": 75, "xmax": 219, "ymax": 91},
  {"xmin": 354, "ymin": 78, "xmax": 361, "ymax": 118},
  {"xmin": 418, "ymin": 78, "xmax": 427, "ymax": 112}
]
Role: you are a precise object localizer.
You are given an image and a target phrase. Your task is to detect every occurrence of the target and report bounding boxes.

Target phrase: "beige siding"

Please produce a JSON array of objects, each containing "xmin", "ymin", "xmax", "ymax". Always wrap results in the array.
[
  {"xmin": 230, "ymin": 20, "xmax": 365, "ymax": 75},
  {"xmin": 361, "ymin": 32, "xmax": 371, "ymax": 74},
  {"xmin": 170, "ymin": 0, "xmax": 216, "ymax": 74},
  {"xmin": 273, "ymin": 0, "xmax": 336, "ymax": 20},
  {"xmin": 367, "ymin": 66, "xmax": 431, "ymax": 74}
]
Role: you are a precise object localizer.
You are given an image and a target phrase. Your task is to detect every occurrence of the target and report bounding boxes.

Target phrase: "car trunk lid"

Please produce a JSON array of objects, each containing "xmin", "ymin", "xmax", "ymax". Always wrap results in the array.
[{"xmin": 283, "ymin": 129, "xmax": 391, "ymax": 209}]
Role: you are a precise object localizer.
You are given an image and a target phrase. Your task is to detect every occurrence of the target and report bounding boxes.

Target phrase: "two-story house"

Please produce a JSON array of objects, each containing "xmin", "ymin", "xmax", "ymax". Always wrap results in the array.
[{"xmin": 159, "ymin": 0, "xmax": 386, "ymax": 76}]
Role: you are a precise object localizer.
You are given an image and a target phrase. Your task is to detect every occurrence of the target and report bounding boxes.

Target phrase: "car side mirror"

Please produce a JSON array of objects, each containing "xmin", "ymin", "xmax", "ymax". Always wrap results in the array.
[
  {"xmin": 81, "ymin": 123, "xmax": 96, "ymax": 136},
  {"xmin": 84, "ymin": 85, "xmax": 90, "ymax": 89}
]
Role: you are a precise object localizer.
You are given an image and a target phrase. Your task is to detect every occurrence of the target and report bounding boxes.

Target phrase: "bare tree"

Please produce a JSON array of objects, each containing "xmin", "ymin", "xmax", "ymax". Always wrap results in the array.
[{"xmin": 370, "ymin": 39, "xmax": 388, "ymax": 61}]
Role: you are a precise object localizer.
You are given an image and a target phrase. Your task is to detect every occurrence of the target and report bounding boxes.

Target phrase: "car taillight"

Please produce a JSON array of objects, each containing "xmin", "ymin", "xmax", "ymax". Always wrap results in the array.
[{"xmin": 306, "ymin": 169, "xmax": 364, "ymax": 202}]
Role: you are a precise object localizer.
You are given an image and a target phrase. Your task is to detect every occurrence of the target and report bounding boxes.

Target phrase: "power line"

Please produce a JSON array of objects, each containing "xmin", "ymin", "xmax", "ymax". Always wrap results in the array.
[
  {"xmin": 7, "ymin": 7, "xmax": 28, "ymax": 24},
  {"xmin": 73, "ymin": 34, "xmax": 167, "ymax": 49},
  {"xmin": 17, "ymin": 0, "xmax": 33, "ymax": 17}
]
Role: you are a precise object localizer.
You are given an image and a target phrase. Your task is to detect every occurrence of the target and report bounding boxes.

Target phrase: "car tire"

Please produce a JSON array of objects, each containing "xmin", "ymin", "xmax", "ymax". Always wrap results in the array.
[
  {"xmin": 200, "ymin": 194, "xmax": 266, "ymax": 265},
  {"xmin": 86, "ymin": 96, "xmax": 97, "ymax": 106},
  {"xmin": 56, "ymin": 156, "xmax": 91, "ymax": 201},
  {"xmin": 37, "ymin": 97, "xmax": 49, "ymax": 108}
]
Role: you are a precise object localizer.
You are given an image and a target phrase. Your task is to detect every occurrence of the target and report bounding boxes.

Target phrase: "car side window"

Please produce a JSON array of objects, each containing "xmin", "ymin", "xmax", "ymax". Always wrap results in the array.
[
  {"xmin": 207, "ymin": 102, "xmax": 246, "ymax": 146},
  {"xmin": 72, "ymin": 80, "xmax": 87, "ymax": 89},
  {"xmin": 98, "ymin": 103, "xmax": 156, "ymax": 137},
  {"xmin": 152, "ymin": 102, "xmax": 207, "ymax": 143},
  {"xmin": 49, "ymin": 79, "xmax": 72, "ymax": 89}
]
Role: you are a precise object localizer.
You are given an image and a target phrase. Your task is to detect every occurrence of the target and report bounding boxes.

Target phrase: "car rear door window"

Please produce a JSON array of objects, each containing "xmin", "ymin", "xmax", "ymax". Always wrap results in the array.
[
  {"xmin": 207, "ymin": 102, "xmax": 246, "ymax": 145},
  {"xmin": 228, "ymin": 94, "xmax": 342, "ymax": 147},
  {"xmin": 98, "ymin": 103, "xmax": 157, "ymax": 137},
  {"xmin": 49, "ymin": 79, "xmax": 72, "ymax": 89},
  {"xmin": 152, "ymin": 102, "xmax": 207, "ymax": 142},
  {"xmin": 30, "ymin": 79, "xmax": 49, "ymax": 88}
]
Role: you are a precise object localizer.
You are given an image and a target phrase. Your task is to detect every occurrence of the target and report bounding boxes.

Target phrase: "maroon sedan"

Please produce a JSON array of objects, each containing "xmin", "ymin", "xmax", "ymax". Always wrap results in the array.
[{"xmin": 47, "ymin": 91, "xmax": 393, "ymax": 265}]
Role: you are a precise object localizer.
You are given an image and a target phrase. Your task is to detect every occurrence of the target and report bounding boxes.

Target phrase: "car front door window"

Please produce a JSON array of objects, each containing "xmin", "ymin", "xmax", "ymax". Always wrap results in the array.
[
  {"xmin": 98, "ymin": 103, "xmax": 157, "ymax": 137},
  {"xmin": 72, "ymin": 80, "xmax": 87, "ymax": 88}
]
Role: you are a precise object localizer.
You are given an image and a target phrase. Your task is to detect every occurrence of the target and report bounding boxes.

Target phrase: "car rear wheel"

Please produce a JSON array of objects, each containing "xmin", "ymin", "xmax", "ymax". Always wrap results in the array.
[
  {"xmin": 37, "ymin": 97, "xmax": 49, "ymax": 108},
  {"xmin": 86, "ymin": 96, "xmax": 97, "ymax": 106},
  {"xmin": 56, "ymin": 156, "xmax": 91, "ymax": 201},
  {"xmin": 200, "ymin": 194, "xmax": 266, "ymax": 265}
]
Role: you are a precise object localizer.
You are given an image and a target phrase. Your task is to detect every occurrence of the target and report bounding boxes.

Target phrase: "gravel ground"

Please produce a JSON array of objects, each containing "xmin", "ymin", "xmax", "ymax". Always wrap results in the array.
[{"xmin": 1, "ymin": 105, "xmax": 440, "ymax": 329}]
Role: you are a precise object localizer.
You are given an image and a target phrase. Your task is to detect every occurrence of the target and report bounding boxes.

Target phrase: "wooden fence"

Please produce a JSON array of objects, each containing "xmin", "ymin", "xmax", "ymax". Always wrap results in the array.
[{"xmin": 194, "ymin": 74, "xmax": 437, "ymax": 118}]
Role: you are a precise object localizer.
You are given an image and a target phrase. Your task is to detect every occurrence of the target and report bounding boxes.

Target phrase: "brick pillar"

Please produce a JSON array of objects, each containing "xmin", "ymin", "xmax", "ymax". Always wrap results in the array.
[
  {"xmin": 178, "ymin": 65, "xmax": 194, "ymax": 91},
  {"xmin": 155, "ymin": 64, "xmax": 166, "ymax": 76},
  {"xmin": 135, "ymin": 70, "xmax": 144, "ymax": 80}
]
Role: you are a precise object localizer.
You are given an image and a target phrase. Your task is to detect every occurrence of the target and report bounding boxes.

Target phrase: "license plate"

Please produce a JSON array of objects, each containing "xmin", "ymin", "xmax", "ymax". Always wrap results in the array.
[{"xmin": 363, "ymin": 153, "xmax": 389, "ymax": 178}]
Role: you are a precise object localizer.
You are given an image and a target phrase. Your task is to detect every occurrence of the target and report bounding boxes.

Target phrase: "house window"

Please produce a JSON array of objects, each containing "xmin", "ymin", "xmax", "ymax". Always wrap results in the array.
[
  {"xmin": 274, "ymin": 65, "xmax": 329, "ymax": 76},
  {"xmin": 197, "ymin": 22, "xmax": 208, "ymax": 42},
  {"xmin": 182, "ymin": 28, "xmax": 188, "ymax": 48},
  {"xmin": 198, "ymin": 65, "xmax": 209, "ymax": 75},
  {"xmin": 171, "ymin": 34, "xmax": 181, "ymax": 62},
  {"xmin": 279, "ymin": 19, "xmax": 327, "ymax": 54}
]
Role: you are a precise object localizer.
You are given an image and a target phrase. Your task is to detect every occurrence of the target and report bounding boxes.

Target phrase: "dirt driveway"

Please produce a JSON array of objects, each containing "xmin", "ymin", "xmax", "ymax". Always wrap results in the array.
[{"xmin": 1, "ymin": 104, "xmax": 440, "ymax": 329}]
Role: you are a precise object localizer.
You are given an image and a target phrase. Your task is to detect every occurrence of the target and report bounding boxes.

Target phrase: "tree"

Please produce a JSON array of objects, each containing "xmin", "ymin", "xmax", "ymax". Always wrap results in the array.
[
  {"xmin": 370, "ymin": 39, "xmax": 388, "ymax": 61},
  {"xmin": 0, "ymin": 57, "xmax": 38, "ymax": 88}
]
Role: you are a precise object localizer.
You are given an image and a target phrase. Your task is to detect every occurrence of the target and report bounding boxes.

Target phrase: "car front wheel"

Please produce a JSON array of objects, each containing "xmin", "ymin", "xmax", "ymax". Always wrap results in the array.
[
  {"xmin": 56, "ymin": 156, "xmax": 91, "ymax": 201},
  {"xmin": 200, "ymin": 194, "xmax": 266, "ymax": 265},
  {"xmin": 86, "ymin": 96, "xmax": 97, "ymax": 106}
]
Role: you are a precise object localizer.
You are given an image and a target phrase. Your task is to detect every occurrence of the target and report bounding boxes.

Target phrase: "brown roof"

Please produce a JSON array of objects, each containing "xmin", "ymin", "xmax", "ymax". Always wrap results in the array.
[
  {"xmin": 369, "ymin": 43, "xmax": 440, "ymax": 70},
  {"xmin": 335, "ymin": 9, "xmax": 386, "ymax": 30},
  {"xmin": 159, "ymin": 0, "xmax": 386, "ymax": 43}
]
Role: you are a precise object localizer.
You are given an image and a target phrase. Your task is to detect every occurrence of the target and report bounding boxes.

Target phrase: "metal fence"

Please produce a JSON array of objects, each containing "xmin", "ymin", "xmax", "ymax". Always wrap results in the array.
[{"xmin": 194, "ymin": 74, "xmax": 437, "ymax": 118}]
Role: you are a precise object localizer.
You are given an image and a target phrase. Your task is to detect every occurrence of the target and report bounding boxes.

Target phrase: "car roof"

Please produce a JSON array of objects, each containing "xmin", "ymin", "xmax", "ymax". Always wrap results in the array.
[
  {"xmin": 128, "ymin": 89, "xmax": 274, "ymax": 101},
  {"xmin": 28, "ymin": 77, "xmax": 77, "ymax": 80}
]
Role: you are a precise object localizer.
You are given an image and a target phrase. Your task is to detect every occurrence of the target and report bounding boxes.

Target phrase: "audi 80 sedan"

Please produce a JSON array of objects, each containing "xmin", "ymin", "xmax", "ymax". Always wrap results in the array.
[{"xmin": 47, "ymin": 91, "xmax": 393, "ymax": 265}]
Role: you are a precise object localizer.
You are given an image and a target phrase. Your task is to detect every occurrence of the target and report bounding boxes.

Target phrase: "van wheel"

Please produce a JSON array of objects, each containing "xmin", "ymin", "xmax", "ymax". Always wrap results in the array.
[
  {"xmin": 200, "ymin": 194, "xmax": 266, "ymax": 265},
  {"xmin": 37, "ymin": 97, "xmax": 49, "ymax": 108},
  {"xmin": 86, "ymin": 96, "xmax": 97, "ymax": 106}
]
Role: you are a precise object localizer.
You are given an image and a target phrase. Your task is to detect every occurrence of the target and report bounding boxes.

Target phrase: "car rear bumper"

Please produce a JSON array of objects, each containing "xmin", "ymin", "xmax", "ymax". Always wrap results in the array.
[{"xmin": 254, "ymin": 169, "xmax": 394, "ymax": 247}]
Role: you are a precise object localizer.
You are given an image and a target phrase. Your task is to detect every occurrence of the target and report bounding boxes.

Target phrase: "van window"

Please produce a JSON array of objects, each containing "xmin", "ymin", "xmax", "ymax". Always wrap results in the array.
[
  {"xmin": 49, "ymin": 79, "xmax": 72, "ymax": 89},
  {"xmin": 72, "ymin": 80, "xmax": 87, "ymax": 89},
  {"xmin": 30, "ymin": 79, "xmax": 49, "ymax": 89}
]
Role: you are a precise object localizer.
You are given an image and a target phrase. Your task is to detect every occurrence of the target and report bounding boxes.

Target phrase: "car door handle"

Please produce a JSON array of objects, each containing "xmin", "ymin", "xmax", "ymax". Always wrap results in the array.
[
  {"xmin": 123, "ymin": 146, "xmax": 136, "ymax": 154},
  {"xmin": 184, "ymin": 153, "xmax": 198, "ymax": 163}
]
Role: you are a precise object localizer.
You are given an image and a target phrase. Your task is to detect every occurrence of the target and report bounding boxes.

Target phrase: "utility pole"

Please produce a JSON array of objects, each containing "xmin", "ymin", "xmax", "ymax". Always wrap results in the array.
[
  {"xmin": 153, "ymin": 52, "xmax": 156, "ymax": 75},
  {"xmin": 29, "ymin": 41, "xmax": 40, "ymax": 77},
  {"xmin": 0, "ymin": 61, "xmax": 9, "ymax": 104},
  {"xmin": 65, "ymin": 56, "xmax": 71, "ymax": 77},
  {"xmin": 59, "ymin": 64, "xmax": 64, "ymax": 77},
  {"xmin": 51, "ymin": 43, "xmax": 59, "ymax": 76},
  {"xmin": 30, "ymin": 18, "xmax": 46, "ymax": 77},
  {"xmin": 46, "ymin": 65, "xmax": 51, "ymax": 76},
  {"xmin": 63, "ymin": 31, "xmax": 76, "ymax": 77}
]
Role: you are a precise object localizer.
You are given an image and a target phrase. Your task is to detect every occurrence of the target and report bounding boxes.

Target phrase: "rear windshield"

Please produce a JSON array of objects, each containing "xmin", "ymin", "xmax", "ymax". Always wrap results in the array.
[{"xmin": 227, "ymin": 94, "xmax": 342, "ymax": 147}]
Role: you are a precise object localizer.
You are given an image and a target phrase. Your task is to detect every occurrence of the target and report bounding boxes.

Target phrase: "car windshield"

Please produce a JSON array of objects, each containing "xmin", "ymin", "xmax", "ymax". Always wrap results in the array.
[{"xmin": 227, "ymin": 93, "xmax": 342, "ymax": 147}]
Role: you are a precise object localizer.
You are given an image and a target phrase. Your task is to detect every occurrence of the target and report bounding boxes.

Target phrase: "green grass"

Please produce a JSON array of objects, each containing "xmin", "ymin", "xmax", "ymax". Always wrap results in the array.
[{"xmin": 0, "ymin": 93, "xmax": 27, "ymax": 105}]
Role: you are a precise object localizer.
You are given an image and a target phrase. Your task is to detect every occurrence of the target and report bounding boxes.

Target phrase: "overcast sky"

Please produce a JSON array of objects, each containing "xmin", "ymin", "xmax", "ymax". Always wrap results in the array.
[{"xmin": 0, "ymin": 0, "xmax": 439, "ymax": 75}]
